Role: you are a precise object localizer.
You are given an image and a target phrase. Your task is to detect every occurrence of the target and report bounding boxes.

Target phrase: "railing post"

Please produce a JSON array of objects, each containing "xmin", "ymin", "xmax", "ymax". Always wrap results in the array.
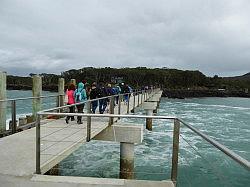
[
  {"xmin": 86, "ymin": 100, "xmax": 91, "ymax": 142},
  {"xmin": 141, "ymin": 90, "xmax": 143, "ymax": 104},
  {"xmin": 127, "ymin": 94, "xmax": 130, "ymax": 114},
  {"xmin": 118, "ymin": 94, "xmax": 121, "ymax": 120},
  {"xmin": 109, "ymin": 96, "xmax": 115, "ymax": 125},
  {"xmin": 58, "ymin": 78, "xmax": 65, "ymax": 109},
  {"xmin": 0, "ymin": 71, "xmax": 7, "ymax": 133},
  {"xmin": 132, "ymin": 92, "xmax": 136, "ymax": 113},
  {"xmin": 171, "ymin": 119, "xmax": 180, "ymax": 186},
  {"xmin": 32, "ymin": 75, "xmax": 42, "ymax": 121},
  {"xmin": 11, "ymin": 100, "xmax": 17, "ymax": 134},
  {"xmin": 36, "ymin": 114, "xmax": 41, "ymax": 174}
]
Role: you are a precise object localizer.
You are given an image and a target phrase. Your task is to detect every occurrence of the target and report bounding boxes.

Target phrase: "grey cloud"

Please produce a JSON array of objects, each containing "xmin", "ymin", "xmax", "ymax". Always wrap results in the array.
[{"xmin": 0, "ymin": 0, "xmax": 250, "ymax": 76}]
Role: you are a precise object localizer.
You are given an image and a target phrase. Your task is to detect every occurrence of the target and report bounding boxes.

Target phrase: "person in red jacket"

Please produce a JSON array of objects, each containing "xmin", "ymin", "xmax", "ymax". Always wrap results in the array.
[{"xmin": 65, "ymin": 83, "xmax": 76, "ymax": 124}]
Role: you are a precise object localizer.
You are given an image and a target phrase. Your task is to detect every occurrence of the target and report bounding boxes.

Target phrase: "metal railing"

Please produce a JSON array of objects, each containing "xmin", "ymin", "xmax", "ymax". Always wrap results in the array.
[
  {"xmin": 0, "ymin": 94, "xmax": 62, "ymax": 135},
  {"xmin": 34, "ymin": 89, "xmax": 250, "ymax": 186}
]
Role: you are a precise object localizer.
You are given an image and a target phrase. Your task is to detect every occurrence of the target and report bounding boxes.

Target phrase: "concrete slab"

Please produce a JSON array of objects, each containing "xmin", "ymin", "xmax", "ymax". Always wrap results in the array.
[
  {"xmin": 93, "ymin": 124, "xmax": 143, "ymax": 143},
  {"xmin": 141, "ymin": 102, "xmax": 157, "ymax": 110},
  {"xmin": 147, "ymin": 96, "xmax": 160, "ymax": 102},
  {"xmin": 0, "ymin": 174, "xmax": 174, "ymax": 187}
]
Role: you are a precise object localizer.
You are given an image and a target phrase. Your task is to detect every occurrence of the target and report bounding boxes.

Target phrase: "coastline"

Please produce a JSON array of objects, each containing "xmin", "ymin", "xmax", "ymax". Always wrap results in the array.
[
  {"xmin": 163, "ymin": 89, "xmax": 250, "ymax": 99},
  {"xmin": 6, "ymin": 85, "xmax": 250, "ymax": 99}
]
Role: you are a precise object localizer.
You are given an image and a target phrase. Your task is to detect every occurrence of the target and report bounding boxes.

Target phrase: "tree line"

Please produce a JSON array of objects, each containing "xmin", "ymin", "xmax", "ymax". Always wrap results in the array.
[{"xmin": 6, "ymin": 67, "xmax": 250, "ymax": 91}]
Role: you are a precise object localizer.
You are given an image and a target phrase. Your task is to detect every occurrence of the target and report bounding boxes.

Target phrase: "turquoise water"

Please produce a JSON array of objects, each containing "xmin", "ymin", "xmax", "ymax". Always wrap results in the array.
[
  {"xmin": 59, "ymin": 97, "xmax": 250, "ymax": 187},
  {"xmin": 6, "ymin": 91, "xmax": 250, "ymax": 186}
]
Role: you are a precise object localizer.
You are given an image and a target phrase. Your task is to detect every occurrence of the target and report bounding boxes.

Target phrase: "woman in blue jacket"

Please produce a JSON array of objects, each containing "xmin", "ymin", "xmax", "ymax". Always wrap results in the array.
[{"xmin": 74, "ymin": 82, "xmax": 87, "ymax": 124}]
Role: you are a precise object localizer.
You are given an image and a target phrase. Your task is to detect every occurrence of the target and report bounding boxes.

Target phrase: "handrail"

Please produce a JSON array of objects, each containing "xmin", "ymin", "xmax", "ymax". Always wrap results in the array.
[
  {"xmin": 179, "ymin": 119, "xmax": 250, "ymax": 171},
  {"xmin": 0, "ymin": 94, "xmax": 63, "ymax": 102},
  {"xmin": 37, "ymin": 112, "xmax": 250, "ymax": 171},
  {"xmin": 39, "ymin": 89, "xmax": 152, "ymax": 113}
]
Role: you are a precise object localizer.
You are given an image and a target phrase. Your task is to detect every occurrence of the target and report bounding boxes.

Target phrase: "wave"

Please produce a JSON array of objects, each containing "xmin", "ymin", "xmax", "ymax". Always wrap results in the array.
[{"xmin": 178, "ymin": 102, "xmax": 250, "ymax": 110}]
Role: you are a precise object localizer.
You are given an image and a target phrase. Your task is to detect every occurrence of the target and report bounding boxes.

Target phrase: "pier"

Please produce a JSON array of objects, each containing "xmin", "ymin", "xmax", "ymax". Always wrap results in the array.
[{"xmin": 0, "ymin": 73, "xmax": 249, "ymax": 187}]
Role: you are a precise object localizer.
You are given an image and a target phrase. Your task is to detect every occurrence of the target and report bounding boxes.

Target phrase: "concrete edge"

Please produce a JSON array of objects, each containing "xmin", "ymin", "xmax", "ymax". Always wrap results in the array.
[{"xmin": 31, "ymin": 174, "xmax": 125, "ymax": 185}]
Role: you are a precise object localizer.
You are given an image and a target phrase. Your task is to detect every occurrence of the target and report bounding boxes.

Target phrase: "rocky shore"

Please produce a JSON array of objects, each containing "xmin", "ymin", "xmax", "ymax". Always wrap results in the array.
[{"xmin": 162, "ymin": 89, "xmax": 250, "ymax": 99}]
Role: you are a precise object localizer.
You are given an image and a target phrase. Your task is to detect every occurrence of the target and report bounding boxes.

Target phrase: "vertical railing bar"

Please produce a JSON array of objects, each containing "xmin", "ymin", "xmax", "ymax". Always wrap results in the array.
[
  {"xmin": 133, "ymin": 92, "xmax": 136, "ymax": 110},
  {"xmin": 137, "ymin": 90, "xmax": 140, "ymax": 107},
  {"xmin": 11, "ymin": 100, "xmax": 17, "ymax": 134},
  {"xmin": 171, "ymin": 119, "xmax": 180, "ymax": 186},
  {"xmin": 86, "ymin": 100, "xmax": 91, "ymax": 142},
  {"xmin": 36, "ymin": 114, "xmax": 41, "ymax": 174},
  {"xmin": 118, "ymin": 94, "xmax": 121, "ymax": 120},
  {"xmin": 127, "ymin": 94, "xmax": 130, "ymax": 114}
]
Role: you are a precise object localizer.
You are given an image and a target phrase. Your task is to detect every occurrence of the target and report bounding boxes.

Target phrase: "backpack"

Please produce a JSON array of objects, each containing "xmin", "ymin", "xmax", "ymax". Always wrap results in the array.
[{"xmin": 75, "ymin": 89, "xmax": 82, "ymax": 102}]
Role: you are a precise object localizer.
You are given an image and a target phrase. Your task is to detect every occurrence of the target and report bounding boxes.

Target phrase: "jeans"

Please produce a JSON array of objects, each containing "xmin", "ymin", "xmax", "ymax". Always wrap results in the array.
[
  {"xmin": 99, "ymin": 99, "xmax": 107, "ymax": 114},
  {"xmin": 91, "ymin": 100, "xmax": 98, "ymax": 114}
]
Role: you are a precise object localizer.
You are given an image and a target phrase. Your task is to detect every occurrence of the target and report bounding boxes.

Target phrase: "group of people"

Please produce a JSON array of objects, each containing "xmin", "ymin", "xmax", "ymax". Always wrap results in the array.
[{"xmin": 65, "ymin": 80, "xmax": 132, "ymax": 124}]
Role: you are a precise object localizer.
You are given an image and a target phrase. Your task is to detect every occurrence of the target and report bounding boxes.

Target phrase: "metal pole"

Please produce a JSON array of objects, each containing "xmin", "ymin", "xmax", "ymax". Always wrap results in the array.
[
  {"xmin": 109, "ymin": 96, "xmax": 115, "ymax": 125},
  {"xmin": 137, "ymin": 91, "xmax": 140, "ymax": 107},
  {"xmin": 127, "ymin": 94, "xmax": 130, "ymax": 114},
  {"xmin": 141, "ymin": 90, "xmax": 143, "ymax": 104},
  {"xmin": 171, "ymin": 119, "xmax": 180, "ymax": 186},
  {"xmin": 118, "ymin": 94, "xmax": 121, "ymax": 120},
  {"xmin": 86, "ymin": 100, "xmax": 91, "ymax": 142},
  {"xmin": 36, "ymin": 114, "xmax": 41, "ymax": 174},
  {"xmin": 11, "ymin": 100, "xmax": 17, "ymax": 134},
  {"xmin": 133, "ymin": 93, "xmax": 136, "ymax": 110}
]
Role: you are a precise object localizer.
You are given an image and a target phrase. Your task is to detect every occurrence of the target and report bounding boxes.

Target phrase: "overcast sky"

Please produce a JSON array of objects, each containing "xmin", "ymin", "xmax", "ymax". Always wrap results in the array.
[{"xmin": 0, "ymin": 0, "xmax": 250, "ymax": 77}]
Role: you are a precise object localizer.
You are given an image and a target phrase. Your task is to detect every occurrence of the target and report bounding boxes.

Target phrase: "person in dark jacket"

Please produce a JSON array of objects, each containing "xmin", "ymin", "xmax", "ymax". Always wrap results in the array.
[
  {"xmin": 89, "ymin": 82, "xmax": 98, "ymax": 113},
  {"xmin": 98, "ymin": 82, "xmax": 108, "ymax": 114}
]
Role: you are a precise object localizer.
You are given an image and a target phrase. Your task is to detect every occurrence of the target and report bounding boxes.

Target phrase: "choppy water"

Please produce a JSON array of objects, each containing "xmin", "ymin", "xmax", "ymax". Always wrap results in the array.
[{"xmin": 6, "ymin": 91, "xmax": 250, "ymax": 186}]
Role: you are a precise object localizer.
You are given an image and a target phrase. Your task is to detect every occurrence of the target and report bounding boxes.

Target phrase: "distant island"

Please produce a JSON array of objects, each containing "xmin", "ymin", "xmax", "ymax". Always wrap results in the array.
[{"xmin": 6, "ymin": 67, "xmax": 250, "ymax": 98}]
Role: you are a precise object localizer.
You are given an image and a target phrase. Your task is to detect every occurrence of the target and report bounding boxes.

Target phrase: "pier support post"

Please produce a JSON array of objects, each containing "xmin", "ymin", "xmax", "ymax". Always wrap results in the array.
[
  {"xmin": 142, "ymin": 102, "xmax": 157, "ymax": 131},
  {"xmin": 120, "ymin": 142, "xmax": 134, "ymax": 179},
  {"xmin": 58, "ymin": 78, "xmax": 65, "ymax": 108},
  {"xmin": 71, "ymin": 79, "xmax": 76, "ymax": 86},
  {"xmin": 171, "ymin": 119, "xmax": 180, "ymax": 186},
  {"xmin": 0, "ymin": 71, "xmax": 7, "ymax": 133},
  {"xmin": 32, "ymin": 75, "xmax": 42, "ymax": 121},
  {"xmin": 137, "ymin": 91, "xmax": 140, "ymax": 107},
  {"xmin": 146, "ymin": 109, "xmax": 153, "ymax": 131}
]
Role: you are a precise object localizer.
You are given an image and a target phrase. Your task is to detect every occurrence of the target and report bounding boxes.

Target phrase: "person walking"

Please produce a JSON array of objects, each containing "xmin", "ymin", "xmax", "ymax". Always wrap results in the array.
[
  {"xmin": 89, "ymin": 82, "xmax": 99, "ymax": 113},
  {"xmin": 65, "ymin": 83, "xmax": 76, "ymax": 124},
  {"xmin": 74, "ymin": 82, "xmax": 87, "ymax": 124},
  {"xmin": 98, "ymin": 82, "xmax": 108, "ymax": 114}
]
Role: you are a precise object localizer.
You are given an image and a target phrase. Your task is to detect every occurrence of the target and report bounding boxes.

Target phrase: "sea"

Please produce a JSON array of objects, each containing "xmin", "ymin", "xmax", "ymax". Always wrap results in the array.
[{"xmin": 6, "ymin": 90, "xmax": 250, "ymax": 187}]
